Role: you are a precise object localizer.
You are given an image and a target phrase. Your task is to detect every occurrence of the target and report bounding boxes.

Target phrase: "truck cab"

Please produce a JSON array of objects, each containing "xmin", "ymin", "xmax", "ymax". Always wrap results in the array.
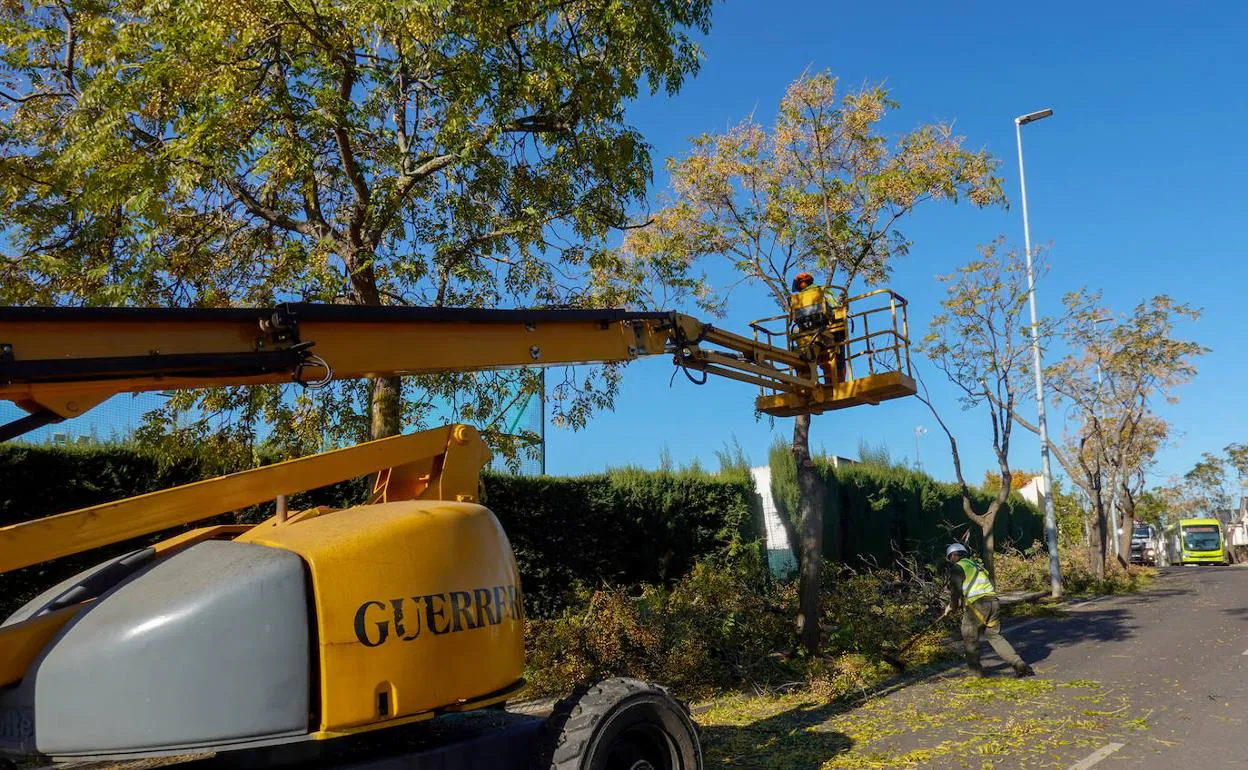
[{"xmin": 1130, "ymin": 523, "xmax": 1159, "ymax": 566}]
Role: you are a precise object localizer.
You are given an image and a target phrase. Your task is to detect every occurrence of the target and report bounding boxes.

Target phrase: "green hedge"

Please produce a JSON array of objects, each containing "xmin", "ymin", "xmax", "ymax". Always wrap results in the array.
[
  {"xmin": 769, "ymin": 446, "xmax": 1041, "ymax": 568},
  {"xmin": 485, "ymin": 468, "xmax": 762, "ymax": 617},
  {"xmin": 0, "ymin": 444, "xmax": 761, "ymax": 619}
]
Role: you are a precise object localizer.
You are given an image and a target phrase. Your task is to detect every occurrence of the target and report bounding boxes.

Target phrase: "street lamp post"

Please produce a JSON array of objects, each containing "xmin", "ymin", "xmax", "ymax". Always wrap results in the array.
[{"xmin": 1015, "ymin": 107, "xmax": 1063, "ymax": 598}]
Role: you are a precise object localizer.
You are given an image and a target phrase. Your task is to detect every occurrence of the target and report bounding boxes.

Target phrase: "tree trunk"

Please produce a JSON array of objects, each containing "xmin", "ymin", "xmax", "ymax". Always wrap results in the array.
[
  {"xmin": 1117, "ymin": 514, "xmax": 1134, "ymax": 569},
  {"xmin": 1088, "ymin": 479, "xmax": 1107, "ymax": 580},
  {"xmin": 1118, "ymin": 519, "xmax": 1138, "ymax": 566},
  {"xmin": 347, "ymin": 252, "xmax": 403, "ymax": 440},
  {"xmin": 792, "ymin": 413, "xmax": 824, "ymax": 656},
  {"xmin": 980, "ymin": 514, "xmax": 997, "ymax": 583},
  {"xmin": 370, "ymin": 376, "xmax": 402, "ymax": 440},
  {"xmin": 1117, "ymin": 493, "xmax": 1136, "ymax": 568}
]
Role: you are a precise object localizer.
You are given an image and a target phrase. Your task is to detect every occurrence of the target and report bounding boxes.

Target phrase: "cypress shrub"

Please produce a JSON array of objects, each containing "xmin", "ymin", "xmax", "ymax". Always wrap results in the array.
[
  {"xmin": 769, "ymin": 449, "xmax": 1041, "ymax": 568},
  {"xmin": 485, "ymin": 467, "xmax": 761, "ymax": 617}
]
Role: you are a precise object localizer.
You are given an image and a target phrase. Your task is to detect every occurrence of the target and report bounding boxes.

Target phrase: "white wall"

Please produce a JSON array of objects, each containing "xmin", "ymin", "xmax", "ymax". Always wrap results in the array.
[
  {"xmin": 1018, "ymin": 475, "xmax": 1047, "ymax": 512},
  {"xmin": 750, "ymin": 465, "xmax": 790, "ymax": 551}
]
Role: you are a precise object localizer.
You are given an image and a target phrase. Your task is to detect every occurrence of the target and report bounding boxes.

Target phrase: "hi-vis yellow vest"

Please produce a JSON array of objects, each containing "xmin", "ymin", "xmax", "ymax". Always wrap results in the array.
[{"xmin": 957, "ymin": 557, "xmax": 995, "ymax": 602}]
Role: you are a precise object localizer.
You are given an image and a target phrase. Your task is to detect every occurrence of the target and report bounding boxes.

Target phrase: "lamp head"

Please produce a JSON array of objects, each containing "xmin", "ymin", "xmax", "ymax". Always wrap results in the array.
[{"xmin": 1016, "ymin": 108, "xmax": 1054, "ymax": 125}]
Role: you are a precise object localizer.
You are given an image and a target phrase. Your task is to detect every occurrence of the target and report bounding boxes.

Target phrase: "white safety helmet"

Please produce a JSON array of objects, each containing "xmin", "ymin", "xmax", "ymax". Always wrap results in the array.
[{"xmin": 945, "ymin": 543, "xmax": 969, "ymax": 559}]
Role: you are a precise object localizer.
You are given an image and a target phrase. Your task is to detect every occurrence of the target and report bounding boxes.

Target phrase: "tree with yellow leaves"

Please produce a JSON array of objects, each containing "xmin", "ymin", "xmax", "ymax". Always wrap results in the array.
[
  {"xmin": 615, "ymin": 70, "xmax": 1003, "ymax": 654},
  {"xmin": 918, "ymin": 239, "xmax": 1039, "ymax": 582}
]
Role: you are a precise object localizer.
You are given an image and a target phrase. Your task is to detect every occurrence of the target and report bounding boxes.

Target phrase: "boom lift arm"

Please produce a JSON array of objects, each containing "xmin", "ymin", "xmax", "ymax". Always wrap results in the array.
[{"xmin": 0, "ymin": 300, "xmax": 912, "ymax": 439}]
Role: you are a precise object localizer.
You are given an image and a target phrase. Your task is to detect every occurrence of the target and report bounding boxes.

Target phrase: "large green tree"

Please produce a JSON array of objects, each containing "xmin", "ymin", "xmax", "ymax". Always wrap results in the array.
[
  {"xmin": 614, "ymin": 71, "xmax": 1003, "ymax": 653},
  {"xmin": 1, "ymin": 0, "xmax": 714, "ymax": 455}
]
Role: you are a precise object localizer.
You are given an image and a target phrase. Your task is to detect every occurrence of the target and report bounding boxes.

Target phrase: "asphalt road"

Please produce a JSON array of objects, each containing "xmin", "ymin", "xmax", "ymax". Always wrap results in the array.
[{"xmin": 1003, "ymin": 564, "xmax": 1248, "ymax": 768}]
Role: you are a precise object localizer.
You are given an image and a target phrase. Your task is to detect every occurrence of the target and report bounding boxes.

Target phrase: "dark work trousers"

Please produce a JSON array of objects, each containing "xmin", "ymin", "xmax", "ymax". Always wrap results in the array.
[{"xmin": 961, "ymin": 596, "xmax": 1024, "ymax": 670}]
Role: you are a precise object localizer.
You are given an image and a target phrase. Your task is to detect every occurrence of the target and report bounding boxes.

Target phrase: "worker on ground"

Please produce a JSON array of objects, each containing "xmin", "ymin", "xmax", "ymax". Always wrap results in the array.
[{"xmin": 944, "ymin": 543, "xmax": 1035, "ymax": 678}]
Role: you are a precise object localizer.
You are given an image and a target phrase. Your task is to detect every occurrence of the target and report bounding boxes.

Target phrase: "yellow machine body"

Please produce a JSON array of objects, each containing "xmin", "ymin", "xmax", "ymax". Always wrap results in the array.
[
  {"xmin": 0, "ymin": 424, "xmax": 518, "ymax": 756},
  {"xmin": 0, "ymin": 498, "xmax": 527, "ymax": 751},
  {"xmin": 240, "ymin": 501, "xmax": 525, "ymax": 735}
]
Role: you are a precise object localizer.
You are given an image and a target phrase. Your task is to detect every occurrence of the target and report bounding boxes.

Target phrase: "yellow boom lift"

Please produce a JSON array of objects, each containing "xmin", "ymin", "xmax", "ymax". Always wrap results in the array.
[{"xmin": 0, "ymin": 291, "xmax": 913, "ymax": 769}]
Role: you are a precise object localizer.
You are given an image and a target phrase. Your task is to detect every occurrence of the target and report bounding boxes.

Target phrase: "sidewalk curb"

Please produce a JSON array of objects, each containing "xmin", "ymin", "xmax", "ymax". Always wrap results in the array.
[{"xmin": 999, "ymin": 590, "xmax": 1048, "ymax": 607}]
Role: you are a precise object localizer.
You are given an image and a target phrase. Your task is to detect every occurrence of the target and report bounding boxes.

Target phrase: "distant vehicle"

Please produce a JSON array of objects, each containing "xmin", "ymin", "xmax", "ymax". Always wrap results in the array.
[
  {"xmin": 1225, "ymin": 502, "xmax": 1248, "ymax": 564},
  {"xmin": 1163, "ymin": 518, "xmax": 1229, "ymax": 566},
  {"xmin": 1228, "ymin": 519, "xmax": 1248, "ymax": 564},
  {"xmin": 1130, "ymin": 523, "xmax": 1160, "ymax": 566}
]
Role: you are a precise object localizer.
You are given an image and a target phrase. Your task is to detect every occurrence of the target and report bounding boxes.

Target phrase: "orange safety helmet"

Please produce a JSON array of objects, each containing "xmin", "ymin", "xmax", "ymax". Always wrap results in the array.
[{"xmin": 792, "ymin": 272, "xmax": 815, "ymax": 292}]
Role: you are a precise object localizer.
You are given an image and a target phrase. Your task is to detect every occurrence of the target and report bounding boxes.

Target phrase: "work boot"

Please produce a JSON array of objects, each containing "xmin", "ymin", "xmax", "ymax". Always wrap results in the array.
[
  {"xmin": 1013, "ymin": 663, "xmax": 1036, "ymax": 678},
  {"xmin": 967, "ymin": 662, "xmax": 987, "ymax": 678}
]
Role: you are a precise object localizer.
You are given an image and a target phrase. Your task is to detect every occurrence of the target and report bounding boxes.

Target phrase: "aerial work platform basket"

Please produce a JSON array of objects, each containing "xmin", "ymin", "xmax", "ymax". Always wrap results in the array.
[{"xmin": 750, "ymin": 287, "xmax": 917, "ymax": 417}]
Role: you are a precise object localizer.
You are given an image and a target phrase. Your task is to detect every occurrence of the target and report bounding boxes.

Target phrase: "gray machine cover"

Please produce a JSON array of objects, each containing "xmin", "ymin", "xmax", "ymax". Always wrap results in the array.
[{"xmin": 0, "ymin": 540, "xmax": 311, "ymax": 758}]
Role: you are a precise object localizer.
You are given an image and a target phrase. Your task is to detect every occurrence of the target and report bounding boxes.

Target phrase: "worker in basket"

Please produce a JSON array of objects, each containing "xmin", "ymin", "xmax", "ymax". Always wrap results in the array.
[
  {"xmin": 788, "ymin": 272, "xmax": 844, "ymax": 385},
  {"xmin": 944, "ymin": 543, "xmax": 1036, "ymax": 678}
]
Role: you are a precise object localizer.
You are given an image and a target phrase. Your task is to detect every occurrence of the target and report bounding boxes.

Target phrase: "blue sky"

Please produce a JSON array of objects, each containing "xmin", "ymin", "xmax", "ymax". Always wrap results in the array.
[
  {"xmin": 5, "ymin": 1, "xmax": 1243, "ymax": 492},
  {"xmin": 545, "ymin": 0, "xmax": 1248, "ymax": 486}
]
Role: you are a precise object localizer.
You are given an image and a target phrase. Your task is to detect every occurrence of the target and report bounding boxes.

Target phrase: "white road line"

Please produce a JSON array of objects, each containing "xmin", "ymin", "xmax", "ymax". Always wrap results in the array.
[
  {"xmin": 1242, "ymin": 648, "xmax": 1248, "ymax": 656},
  {"xmin": 1067, "ymin": 742, "xmax": 1124, "ymax": 770}
]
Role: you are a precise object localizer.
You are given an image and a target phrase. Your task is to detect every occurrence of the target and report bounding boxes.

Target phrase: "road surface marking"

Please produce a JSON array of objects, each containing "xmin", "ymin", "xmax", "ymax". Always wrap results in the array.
[
  {"xmin": 1242, "ymin": 648, "xmax": 1248, "ymax": 656},
  {"xmin": 1067, "ymin": 743, "xmax": 1124, "ymax": 770}
]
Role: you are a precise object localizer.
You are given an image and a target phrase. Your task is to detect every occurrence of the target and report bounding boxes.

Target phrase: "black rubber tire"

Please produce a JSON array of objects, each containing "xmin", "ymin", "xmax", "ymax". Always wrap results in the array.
[{"xmin": 536, "ymin": 677, "xmax": 703, "ymax": 770}]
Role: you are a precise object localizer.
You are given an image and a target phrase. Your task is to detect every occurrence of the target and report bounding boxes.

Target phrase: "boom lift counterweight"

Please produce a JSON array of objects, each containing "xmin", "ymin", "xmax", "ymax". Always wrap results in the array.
[{"xmin": 0, "ymin": 294, "xmax": 914, "ymax": 769}]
